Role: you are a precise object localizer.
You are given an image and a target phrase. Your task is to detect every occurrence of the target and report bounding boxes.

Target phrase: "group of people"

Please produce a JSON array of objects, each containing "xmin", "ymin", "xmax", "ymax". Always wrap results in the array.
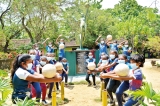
[
  {"xmin": 11, "ymin": 35, "xmax": 69, "ymax": 105},
  {"xmin": 85, "ymin": 36, "xmax": 145, "ymax": 106},
  {"xmin": 10, "ymin": 34, "xmax": 145, "ymax": 106}
]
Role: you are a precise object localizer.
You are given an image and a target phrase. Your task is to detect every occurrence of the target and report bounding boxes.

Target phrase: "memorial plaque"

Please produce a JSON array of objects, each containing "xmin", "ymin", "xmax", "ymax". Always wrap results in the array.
[{"xmin": 76, "ymin": 51, "xmax": 89, "ymax": 74}]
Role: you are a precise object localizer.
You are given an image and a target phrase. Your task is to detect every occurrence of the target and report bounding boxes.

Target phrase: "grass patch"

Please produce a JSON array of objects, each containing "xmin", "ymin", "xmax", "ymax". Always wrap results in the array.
[
  {"xmin": 57, "ymin": 97, "xmax": 69, "ymax": 105},
  {"xmin": 94, "ymin": 98, "xmax": 101, "ymax": 102},
  {"xmin": 68, "ymin": 82, "xmax": 74, "ymax": 85}
]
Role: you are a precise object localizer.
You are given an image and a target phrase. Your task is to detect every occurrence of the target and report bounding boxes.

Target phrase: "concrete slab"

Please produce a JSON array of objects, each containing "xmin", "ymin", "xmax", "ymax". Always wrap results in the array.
[{"xmin": 67, "ymin": 75, "xmax": 100, "ymax": 82}]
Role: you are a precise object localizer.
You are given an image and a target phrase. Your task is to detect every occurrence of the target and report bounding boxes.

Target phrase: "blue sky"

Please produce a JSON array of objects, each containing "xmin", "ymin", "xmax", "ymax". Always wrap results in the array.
[{"xmin": 101, "ymin": 0, "xmax": 160, "ymax": 11}]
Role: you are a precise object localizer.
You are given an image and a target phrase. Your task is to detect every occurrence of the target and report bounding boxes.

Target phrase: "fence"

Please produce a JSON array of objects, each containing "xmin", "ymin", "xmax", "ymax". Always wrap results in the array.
[{"xmin": 0, "ymin": 59, "xmax": 14, "ymax": 69}]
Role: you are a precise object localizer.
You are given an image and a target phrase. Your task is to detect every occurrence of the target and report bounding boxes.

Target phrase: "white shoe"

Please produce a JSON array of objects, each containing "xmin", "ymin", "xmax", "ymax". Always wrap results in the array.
[{"xmin": 42, "ymin": 100, "xmax": 49, "ymax": 106}]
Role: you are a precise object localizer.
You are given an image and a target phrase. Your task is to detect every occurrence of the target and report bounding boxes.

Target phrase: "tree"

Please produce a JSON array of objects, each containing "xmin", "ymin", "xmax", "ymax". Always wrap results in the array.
[
  {"xmin": 0, "ymin": 0, "xmax": 22, "ymax": 52},
  {"xmin": 109, "ymin": 0, "xmax": 157, "ymax": 53}
]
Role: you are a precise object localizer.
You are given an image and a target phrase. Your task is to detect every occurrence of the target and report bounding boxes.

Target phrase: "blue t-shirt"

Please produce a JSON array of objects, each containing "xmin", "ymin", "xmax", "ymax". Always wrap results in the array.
[
  {"xmin": 12, "ymin": 68, "xmax": 34, "ymax": 100},
  {"xmin": 46, "ymin": 46, "xmax": 54, "ymax": 53},
  {"xmin": 49, "ymin": 60, "xmax": 56, "ymax": 64},
  {"xmin": 98, "ymin": 43, "xmax": 108, "ymax": 55},
  {"xmin": 62, "ymin": 63, "xmax": 69, "ymax": 71},
  {"xmin": 32, "ymin": 60, "xmax": 39, "ymax": 72},
  {"xmin": 59, "ymin": 42, "xmax": 65, "ymax": 58},
  {"xmin": 59, "ymin": 49, "xmax": 65, "ymax": 58},
  {"xmin": 110, "ymin": 44, "xmax": 118, "ymax": 51},
  {"xmin": 122, "ymin": 47, "xmax": 131, "ymax": 56},
  {"xmin": 86, "ymin": 58, "xmax": 96, "ymax": 63},
  {"xmin": 109, "ymin": 58, "xmax": 118, "ymax": 71},
  {"xmin": 129, "ymin": 69, "xmax": 143, "ymax": 91},
  {"xmin": 35, "ymin": 49, "xmax": 41, "ymax": 61}
]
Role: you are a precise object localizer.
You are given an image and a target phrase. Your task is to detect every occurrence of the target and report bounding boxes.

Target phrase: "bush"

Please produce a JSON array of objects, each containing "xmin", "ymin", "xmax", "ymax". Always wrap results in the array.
[{"xmin": 0, "ymin": 52, "xmax": 18, "ymax": 59}]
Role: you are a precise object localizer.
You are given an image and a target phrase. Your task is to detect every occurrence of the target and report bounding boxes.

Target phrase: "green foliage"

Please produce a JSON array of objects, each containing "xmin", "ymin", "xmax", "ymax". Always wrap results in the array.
[
  {"xmin": 0, "ymin": 70, "xmax": 8, "ymax": 77},
  {"xmin": 0, "ymin": 70, "xmax": 12, "ymax": 106},
  {"xmin": 57, "ymin": 97, "xmax": 69, "ymax": 105},
  {"xmin": 0, "ymin": 52, "xmax": 8, "ymax": 59},
  {"xmin": 14, "ymin": 97, "xmax": 40, "ymax": 106},
  {"xmin": 129, "ymin": 82, "xmax": 160, "ymax": 105},
  {"xmin": 145, "ymin": 36, "xmax": 160, "ymax": 52},
  {"xmin": 16, "ymin": 43, "xmax": 33, "ymax": 54},
  {"xmin": 0, "ymin": 0, "xmax": 160, "ymax": 53}
]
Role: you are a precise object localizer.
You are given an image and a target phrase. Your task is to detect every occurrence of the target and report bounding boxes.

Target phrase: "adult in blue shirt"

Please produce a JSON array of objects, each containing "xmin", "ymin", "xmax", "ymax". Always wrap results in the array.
[
  {"xmin": 11, "ymin": 54, "xmax": 62, "ymax": 104},
  {"xmin": 95, "ymin": 35, "xmax": 108, "ymax": 57},
  {"xmin": 56, "ymin": 35, "xmax": 65, "ymax": 61}
]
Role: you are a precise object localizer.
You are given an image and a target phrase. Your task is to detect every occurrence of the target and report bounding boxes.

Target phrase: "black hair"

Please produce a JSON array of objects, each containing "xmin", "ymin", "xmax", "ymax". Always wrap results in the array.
[
  {"xmin": 102, "ymin": 54, "xmax": 109, "ymax": 59},
  {"xmin": 110, "ymin": 50, "xmax": 118, "ymax": 58},
  {"xmin": 130, "ymin": 54, "xmax": 145, "ymax": 67},
  {"xmin": 10, "ymin": 54, "xmax": 31, "ymax": 83},
  {"xmin": 62, "ymin": 58, "xmax": 67, "ymax": 61},
  {"xmin": 113, "ymin": 40, "xmax": 117, "ymax": 43},
  {"xmin": 119, "ymin": 54, "xmax": 127, "ymax": 59}
]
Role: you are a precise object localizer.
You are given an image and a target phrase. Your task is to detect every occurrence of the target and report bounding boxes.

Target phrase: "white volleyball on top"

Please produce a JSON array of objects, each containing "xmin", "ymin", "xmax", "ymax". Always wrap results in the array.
[
  {"xmin": 55, "ymin": 62, "xmax": 63, "ymax": 70},
  {"xmin": 42, "ymin": 64, "xmax": 56, "ymax": 78},
  {"xmin": 59, "ymin": 43, "xmax": 64, "ymax": 49},
  {"xmin": 87, "ymin": 62, "xmax": 96, "ymax": 70},
  {"xmin": 114, "ymin": 63, "xmax": 129, "ymax": 76},
  {"xmin": 107, "ymin": 35, "xmax": 112, "ymax": 41}
]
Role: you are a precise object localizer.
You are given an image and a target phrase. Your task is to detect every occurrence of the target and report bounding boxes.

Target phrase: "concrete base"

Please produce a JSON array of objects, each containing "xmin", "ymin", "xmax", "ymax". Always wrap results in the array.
[{"xmin": 67, "ymin": 75, "xmax": 100, "ymax": 82}]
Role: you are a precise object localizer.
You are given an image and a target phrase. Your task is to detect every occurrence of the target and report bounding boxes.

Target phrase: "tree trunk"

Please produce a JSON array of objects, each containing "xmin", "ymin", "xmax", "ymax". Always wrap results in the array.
[
  {"xmin": 3, "ymin": 40, "xmax": 9, "ymax": 53},
  {"xmin": 0, "ymin": 0, "xmax": 11, "ymax": 29},
  {"xmin": 22, "ymin": 17, "xmax": 34, "ymax": 43},
  {"xmin": 3, "ymin": 30, "xmax": 21, "ymax": 53}
]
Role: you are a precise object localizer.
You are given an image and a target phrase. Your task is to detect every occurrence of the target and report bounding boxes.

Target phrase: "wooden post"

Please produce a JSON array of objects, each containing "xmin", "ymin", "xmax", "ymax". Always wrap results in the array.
[
  {"xmin": 52, "ymin": 82, "xmax": 57, "ymax": 106},
  {"xmin": 61, "ymin": 81, "xmax": 64, "ymax": 100},
  {"xmin": 100, "ymin": 81, "xmax": 105, "ymax": 100},
  {"xmin": 102, "ymin": 90, "xmax": 107, "ymax": 106}
]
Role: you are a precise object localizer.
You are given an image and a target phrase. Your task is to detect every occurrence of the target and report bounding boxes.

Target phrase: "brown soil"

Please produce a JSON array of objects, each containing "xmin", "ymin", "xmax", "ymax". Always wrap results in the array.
[
  {"xmin": 7, "ymin": 59, "xmax": 160, "ymax": 106},
  {"xmin": 59, "ymin": 60, "xmax": 160, "ymax": 106}
]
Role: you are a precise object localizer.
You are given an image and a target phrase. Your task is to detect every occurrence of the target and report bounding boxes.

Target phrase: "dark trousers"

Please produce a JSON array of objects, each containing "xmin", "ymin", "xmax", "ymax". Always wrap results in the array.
[
  {"xmin": 48, "ymin": 82, "xmax": 59, "ymax": 96},
  {"xmin": 61, "ymin": 73, "xmax": 68, "ymax": 83},
  {"xmin": 116, "ymin": 81, "xmax": 129, "ymax": 106},
  {"xmin": 104, "ymin": 78, "xmax": 109, "ymax": 89},
  {"xmin": 107, "ymin": 79, "xmax": 121, "ymax": 101},
  {"xmin": 85, "ymin": 73, "xmax": 96, "ymax": 85}
]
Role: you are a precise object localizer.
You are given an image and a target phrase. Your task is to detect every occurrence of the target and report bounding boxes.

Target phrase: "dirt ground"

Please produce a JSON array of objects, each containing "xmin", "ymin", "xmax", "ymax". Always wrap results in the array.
[
  {"xmin": 6, "ymin": 59, "xmax": 160, "ymax": 106},
  {"xmin": 57, "ymin": 59, "xmax": 160, "ymax": 106}
]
